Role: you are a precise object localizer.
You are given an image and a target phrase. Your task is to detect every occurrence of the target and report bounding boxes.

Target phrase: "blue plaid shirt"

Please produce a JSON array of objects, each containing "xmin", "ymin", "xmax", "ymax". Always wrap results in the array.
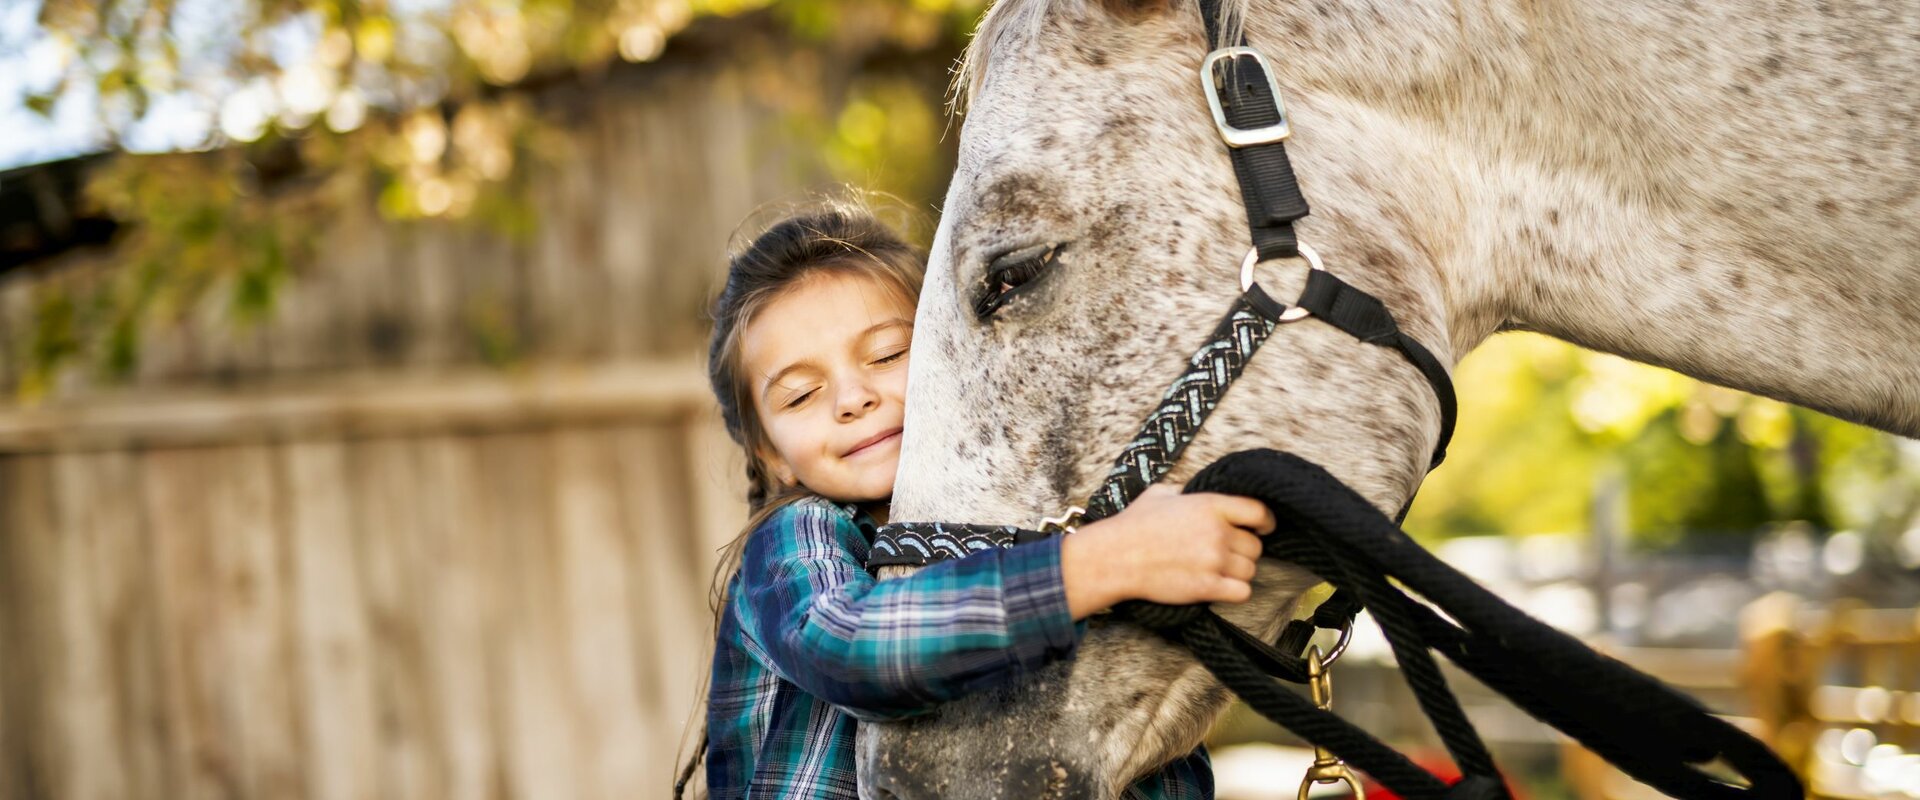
[{"xmin": 704, "ymin": 496, "xmax": 1212, "ymax": 799}]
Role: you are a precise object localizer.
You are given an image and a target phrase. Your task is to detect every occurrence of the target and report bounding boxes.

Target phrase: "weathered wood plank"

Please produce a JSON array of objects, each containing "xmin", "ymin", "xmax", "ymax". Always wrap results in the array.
[
  {"xmin": 413, "ymin": 435, "xmax": 503, "ymax": 800},
  {"xmin": 263, "ymin": 233, "xmax": 339, "ymax": 375},
  {"xmin": 0, "ymin": 455, "xmax": 57, "ymax": 800},
  {"xmin": 346, "ymin": 437, "xmax": 441, "ymax": 800},
  {"xmin": 206, "ymin": 444, "xmax": 304, "ymax": 799},
  {"xmin": 600, "ymin": 102, "xmax": 654, "ymax": 361},
  {"xmin": 403, "ymin": 228, "xmax": 462, "ymax": 367},
  {"xmin": 447, "ymin": 213, "xmax": 527, "ymax": 368},
  {"xmin": 84, "ymin": 449, "xmax": 171, "ymax": 800},
  {"xmin": 327, "ymin": 203, "xmax": 402, "ymax": 371},
  {"xmin": 48, "ymin": 451, "xmax": 138, "ymax": 800},
  {"xmin": 143, "ymin": 448, "xmax": 238, "ymax": 800},
  {"xmin": 528, "ymin": 143, "xmax": 609, "ymax": 361},
  {"xmin": 477, "ymin": 432, "xmax": 586, "ymax": 800},
  {"xmin": 281, "ymin": 440, "xmax": 379, "ymax": 800},
  {"xmin": 551, "ymin": 427, "xmax": 649, "ymax": 797},
  {"xmin": 617, "ymin": 424, "xmax": 713, "ymax": 784}
]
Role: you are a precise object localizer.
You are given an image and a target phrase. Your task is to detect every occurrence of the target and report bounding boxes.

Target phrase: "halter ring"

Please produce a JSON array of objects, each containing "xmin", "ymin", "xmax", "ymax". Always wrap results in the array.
[
  {"xmin": 1320, "ymin": 616, "xmax": 1355, "ymax": 666},
  {"xmin": 1239, "ymin": 242, "xmax": 1324, "ymax": 322}
]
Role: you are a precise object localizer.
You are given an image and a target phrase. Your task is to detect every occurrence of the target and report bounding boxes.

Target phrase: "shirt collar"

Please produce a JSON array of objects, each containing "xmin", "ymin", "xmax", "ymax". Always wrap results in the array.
[{"xmin": 837, "ymin": 500, "xmax": 881, "ymax": 544}]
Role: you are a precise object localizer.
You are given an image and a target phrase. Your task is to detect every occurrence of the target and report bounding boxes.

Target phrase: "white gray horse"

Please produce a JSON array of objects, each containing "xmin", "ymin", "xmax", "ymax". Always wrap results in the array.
[{"xmin": 864, "ymin": 0, "xmax": 1920, "ymax": 797}]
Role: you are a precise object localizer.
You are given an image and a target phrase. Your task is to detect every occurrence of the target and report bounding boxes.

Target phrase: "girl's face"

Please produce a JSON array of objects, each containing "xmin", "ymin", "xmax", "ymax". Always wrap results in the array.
[{"xmin": 741, "ymin": 270, "xmax": 914, "ymax": 503}]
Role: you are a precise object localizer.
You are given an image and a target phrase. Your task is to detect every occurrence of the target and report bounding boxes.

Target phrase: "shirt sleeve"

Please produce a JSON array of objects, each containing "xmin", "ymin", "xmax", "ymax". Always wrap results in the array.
[{"xmin": 734, "ymin": 500, "xmax": 1081, "ymax": 721}]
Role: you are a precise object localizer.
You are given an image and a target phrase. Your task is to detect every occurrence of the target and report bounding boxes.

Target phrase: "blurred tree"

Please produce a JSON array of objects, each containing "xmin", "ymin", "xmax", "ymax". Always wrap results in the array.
[
  {"xmin": 11, "ymin": 0, "xmax": 983, "ymax": 396},
  {"xmin": 1406, "ymin": 332, "xmax": 1917, "ymax": 549}
]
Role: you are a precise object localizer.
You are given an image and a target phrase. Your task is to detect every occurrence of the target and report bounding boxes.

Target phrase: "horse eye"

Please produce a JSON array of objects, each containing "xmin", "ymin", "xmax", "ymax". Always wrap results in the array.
[{"xmin": 973, "ymin": 243, "xmax": 1061, "ymax": 320}]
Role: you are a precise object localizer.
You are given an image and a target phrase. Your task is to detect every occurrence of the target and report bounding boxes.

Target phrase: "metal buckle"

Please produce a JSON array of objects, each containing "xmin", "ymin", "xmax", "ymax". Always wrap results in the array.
[
  {"xmin": 1036, "ymin": 506, "xmax": 1086, "ymax": 535},
  {"xmin": 1201, "ymin": 46, "xmax": 1291, "ymax": 148},
  {"xmin": 1239, "ymin": 242, "xmax": 1324, "ymax": 323}
]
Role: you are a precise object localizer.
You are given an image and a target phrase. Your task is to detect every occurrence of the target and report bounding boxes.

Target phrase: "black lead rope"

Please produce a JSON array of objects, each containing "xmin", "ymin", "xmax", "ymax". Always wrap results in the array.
[{"xmin": 1169, "ymin": 450, "xmax": 1804, "ymax": 800}]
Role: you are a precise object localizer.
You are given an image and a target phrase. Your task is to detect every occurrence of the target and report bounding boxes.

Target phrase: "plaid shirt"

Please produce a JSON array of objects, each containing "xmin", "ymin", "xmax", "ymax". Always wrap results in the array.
[{"xmin": 704, "ymin": 496, "xmax": 1212, "ymax": 799}]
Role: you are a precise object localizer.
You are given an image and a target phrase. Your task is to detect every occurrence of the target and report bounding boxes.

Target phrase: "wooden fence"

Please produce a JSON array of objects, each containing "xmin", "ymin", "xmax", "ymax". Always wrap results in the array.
[
  {"xmin": 0, "ymin": 391, "xmax": 742, "ymax": 800},
  {"xmin": 0, "ymin": 16, "xmax": 959, "ymax": 799}
]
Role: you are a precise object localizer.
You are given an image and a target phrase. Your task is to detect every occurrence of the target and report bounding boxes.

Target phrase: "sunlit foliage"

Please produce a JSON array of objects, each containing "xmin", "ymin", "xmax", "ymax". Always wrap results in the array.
[
  {"xmin": 14, "ymin": 0, "xmax": 984, "ymax": 396},
  {"xmin": 1406, "ymin": 333, "xmax": 1920, "ymax": 547}
]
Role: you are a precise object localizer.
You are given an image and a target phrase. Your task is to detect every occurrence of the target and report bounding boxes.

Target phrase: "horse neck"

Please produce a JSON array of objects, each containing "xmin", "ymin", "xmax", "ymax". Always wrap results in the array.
[
  {"xmin": 1455, "ymin": 163, "xmax": 1920, "ymax": 438},
  {"xmin": 1282, "ymin": 0, "xmax": 1920, "ymax": 437}
]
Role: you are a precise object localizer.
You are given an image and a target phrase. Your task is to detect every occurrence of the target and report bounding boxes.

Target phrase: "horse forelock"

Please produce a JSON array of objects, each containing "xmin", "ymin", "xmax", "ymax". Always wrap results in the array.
[{"xmin": 954, "ymin": 0, "xmax": 1249, "ymax": 112}]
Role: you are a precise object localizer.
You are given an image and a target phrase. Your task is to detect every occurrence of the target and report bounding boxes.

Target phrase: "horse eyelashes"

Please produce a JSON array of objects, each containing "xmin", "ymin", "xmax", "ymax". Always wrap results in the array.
[{"xmin": 973, "ymin": 244, "xmax": 1061, "ymax": 320}]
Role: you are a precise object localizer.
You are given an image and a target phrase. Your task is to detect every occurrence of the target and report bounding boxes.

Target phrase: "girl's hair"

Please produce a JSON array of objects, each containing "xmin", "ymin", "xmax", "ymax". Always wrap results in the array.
[{"xmin": 675, "ymin": 195, "xmax": 926, "ymax": 799}]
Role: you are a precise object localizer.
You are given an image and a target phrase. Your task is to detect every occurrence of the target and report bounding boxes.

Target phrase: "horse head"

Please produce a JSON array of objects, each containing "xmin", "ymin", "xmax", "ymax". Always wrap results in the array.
[{"xmin": 864, "ymin": 0, "xmax": 1920, "ymax": 796}]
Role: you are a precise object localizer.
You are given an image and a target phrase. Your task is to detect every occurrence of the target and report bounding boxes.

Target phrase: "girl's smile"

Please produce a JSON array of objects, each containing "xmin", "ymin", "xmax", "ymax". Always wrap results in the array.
[{"xmin": 844, "ymin": 427, "xmax": 903, "ymax": 458}]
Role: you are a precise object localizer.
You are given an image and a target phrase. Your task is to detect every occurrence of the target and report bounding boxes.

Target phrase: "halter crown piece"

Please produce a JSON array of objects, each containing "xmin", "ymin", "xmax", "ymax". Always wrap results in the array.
[{"xmin": 867, "ymin": 2, "xmax": 1802, "ymax": 798}]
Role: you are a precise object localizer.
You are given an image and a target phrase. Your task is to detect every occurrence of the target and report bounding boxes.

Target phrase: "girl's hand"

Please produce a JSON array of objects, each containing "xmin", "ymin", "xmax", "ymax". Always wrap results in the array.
[{"xmin": 1058, "ymin": 484, "xmax": 1276, "ymax": 619}]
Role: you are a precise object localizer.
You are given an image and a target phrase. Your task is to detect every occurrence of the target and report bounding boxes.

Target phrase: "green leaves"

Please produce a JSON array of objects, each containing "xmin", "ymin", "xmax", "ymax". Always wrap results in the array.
[{"xmin": 1406, "ymin": 333, "xmax": 1909, "ymax": 548}]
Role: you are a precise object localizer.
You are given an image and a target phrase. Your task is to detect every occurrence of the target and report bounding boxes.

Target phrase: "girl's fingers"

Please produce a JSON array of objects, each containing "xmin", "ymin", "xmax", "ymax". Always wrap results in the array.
[
  {"xmin": 1214, "ymin": 576, "xmax": 1253, "ymax": 603},
  {"xmin": 1223, "ymin": 553, "xmax": 1257, "ymax": 582},
  {"xmin": 1209, "ymin": 494, "xmax": 1276, "ymax": 534},
  {"xmin": 1225, "ymin": 530, "xmax": 1263, "ymax": 560}
]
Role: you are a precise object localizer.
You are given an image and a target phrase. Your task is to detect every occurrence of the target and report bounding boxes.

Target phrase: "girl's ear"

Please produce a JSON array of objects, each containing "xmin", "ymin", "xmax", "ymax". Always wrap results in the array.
[{"xmin": 757, "ymin": 445, "xmax": 798, "ymax": 488}]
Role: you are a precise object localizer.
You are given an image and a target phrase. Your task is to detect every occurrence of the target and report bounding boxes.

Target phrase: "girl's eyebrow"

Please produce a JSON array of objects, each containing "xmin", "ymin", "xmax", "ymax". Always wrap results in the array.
[{"xmin": 757, "ymin": 318, "xmax": 912, "ymax": 404}]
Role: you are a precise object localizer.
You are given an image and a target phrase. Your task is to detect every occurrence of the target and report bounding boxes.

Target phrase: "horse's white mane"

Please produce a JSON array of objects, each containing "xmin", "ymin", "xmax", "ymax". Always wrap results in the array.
[{"xmin": 953, "ymin": 0, "xmax": 1248, "ymax": 111}]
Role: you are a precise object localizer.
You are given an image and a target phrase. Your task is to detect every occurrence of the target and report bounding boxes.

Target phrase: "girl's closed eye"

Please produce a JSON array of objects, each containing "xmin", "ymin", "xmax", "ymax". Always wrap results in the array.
[
  {"xmin": 873, "ymin": 348, "xmax": 907, "ymax": 365},
  {"xmin": 783, "ymin": 388, "xmax": 816, "ymax": 409}
]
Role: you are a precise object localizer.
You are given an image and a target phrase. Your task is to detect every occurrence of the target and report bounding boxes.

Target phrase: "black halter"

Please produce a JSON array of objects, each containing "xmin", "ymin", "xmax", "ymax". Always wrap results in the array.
[
  {"xmin": 867, "ymin": 2, "xmax": 1801, "ymax": 798},
  {"xmin": 869, "ymin": 0, "xmax": 1459, "ymax": 608}
]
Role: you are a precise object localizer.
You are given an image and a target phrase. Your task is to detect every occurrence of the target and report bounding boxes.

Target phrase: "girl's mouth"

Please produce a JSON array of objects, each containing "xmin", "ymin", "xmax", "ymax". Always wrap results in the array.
[{"xmin": 845, "ymin": 428, "xmax": 903, "ymax": 458}]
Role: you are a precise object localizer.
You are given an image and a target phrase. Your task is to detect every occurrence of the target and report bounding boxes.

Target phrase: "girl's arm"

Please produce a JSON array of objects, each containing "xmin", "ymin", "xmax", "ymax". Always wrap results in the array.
[
  {"xmin": 736, "ymin": 501, "xmax": 1077, "ymax": 721},
  {"xmin": 738, "ymin": 488, "xmax": 1272, "ymax": 722}
]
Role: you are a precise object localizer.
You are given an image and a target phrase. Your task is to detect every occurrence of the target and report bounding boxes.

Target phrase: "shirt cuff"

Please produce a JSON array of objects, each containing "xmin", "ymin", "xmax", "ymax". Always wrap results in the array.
[{"xmin": 999, "ymin": 536, "xmax": 1082, "ymax": 665}]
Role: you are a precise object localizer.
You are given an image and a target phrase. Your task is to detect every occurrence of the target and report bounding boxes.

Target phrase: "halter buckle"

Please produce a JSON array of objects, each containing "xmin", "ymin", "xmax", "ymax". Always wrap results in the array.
[
  {"xmin": 1201, "ymin": 47, "xmax": 1292, "ymax": 148},
  {"xmin": 1036, "ymin": 506, "xmax": 1086, "ymax": 535}
]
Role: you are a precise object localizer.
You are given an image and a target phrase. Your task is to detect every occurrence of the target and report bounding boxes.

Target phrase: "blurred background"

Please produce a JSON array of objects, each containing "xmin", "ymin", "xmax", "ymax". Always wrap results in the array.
[{"xmin": 0, "ymin": 1, "xmax": 1915, "ymax": 798}]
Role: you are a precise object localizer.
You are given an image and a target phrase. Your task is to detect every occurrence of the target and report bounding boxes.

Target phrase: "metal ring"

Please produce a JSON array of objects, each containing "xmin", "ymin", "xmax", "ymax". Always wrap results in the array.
[
  {"xmin": 1238, "ymin": 243, "xmax": 1325, "ymax": 324},
  {"xmin": 1320, "ymin": 619, "xmax": 1355, "ymax": 666}
]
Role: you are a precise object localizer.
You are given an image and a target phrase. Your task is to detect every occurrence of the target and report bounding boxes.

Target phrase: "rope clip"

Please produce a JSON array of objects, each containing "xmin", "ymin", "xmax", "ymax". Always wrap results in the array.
[{"xmin": 1298, "ymin": 646, "xmax": 1366, "ymax": 800}]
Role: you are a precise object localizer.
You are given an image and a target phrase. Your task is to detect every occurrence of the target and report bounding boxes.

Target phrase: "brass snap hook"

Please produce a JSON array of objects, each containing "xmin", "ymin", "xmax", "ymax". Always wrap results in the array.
[{"xmin": 1297, "ymin": 646, "xmax": 1366, "ymax": 800}]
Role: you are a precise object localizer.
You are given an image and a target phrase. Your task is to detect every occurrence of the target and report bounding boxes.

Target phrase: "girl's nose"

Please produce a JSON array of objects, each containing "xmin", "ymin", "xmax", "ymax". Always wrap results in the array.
[{"xmin": 837, "ymin": 382, "xmax": 880, "ymax": 420}]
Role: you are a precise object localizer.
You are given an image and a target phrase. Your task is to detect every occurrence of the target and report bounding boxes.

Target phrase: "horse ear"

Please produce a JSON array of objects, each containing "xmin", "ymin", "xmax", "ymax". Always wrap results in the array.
[{"xmin": 1096, "ymin": 0, "xmax": 1173, "ymax": 20}]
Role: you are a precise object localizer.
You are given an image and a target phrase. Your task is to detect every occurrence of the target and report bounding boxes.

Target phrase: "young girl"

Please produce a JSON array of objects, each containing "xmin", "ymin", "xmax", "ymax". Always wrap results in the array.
[{"xmin": 683, "ymin": 201, "xmax": 1274, "ymax": 799}]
